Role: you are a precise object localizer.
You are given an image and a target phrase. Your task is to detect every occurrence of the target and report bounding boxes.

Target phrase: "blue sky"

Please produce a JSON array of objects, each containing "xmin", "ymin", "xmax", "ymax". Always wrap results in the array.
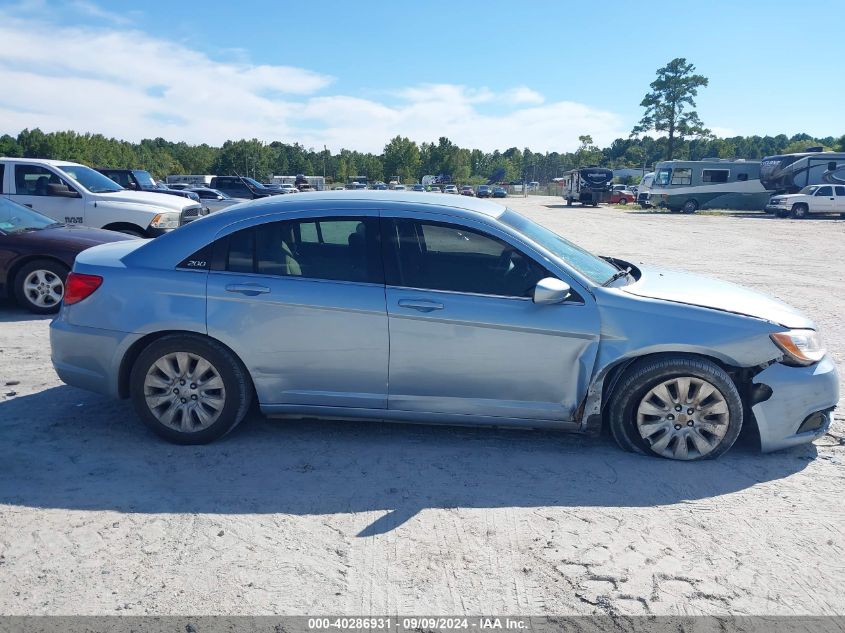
[{"xmin": 1, "ymin": 0, "xmax": 843, "ymax": 152}]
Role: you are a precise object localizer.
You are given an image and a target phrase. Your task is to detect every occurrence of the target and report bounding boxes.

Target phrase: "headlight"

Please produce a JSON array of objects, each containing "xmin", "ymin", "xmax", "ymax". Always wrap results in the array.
[
  {"xmin": 149, "ymin": 212, "xmax": 180, "ymax": 230},
  {"xmin": 770, "ymin": 329, "xmax": 826, "ymax": 366}
]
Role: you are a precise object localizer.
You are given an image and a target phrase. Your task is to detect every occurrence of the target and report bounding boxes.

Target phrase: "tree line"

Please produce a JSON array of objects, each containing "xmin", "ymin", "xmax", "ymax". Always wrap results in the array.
[{"xmin": 2, "ymin": 128, "xmax": 842, "ymax": 186}]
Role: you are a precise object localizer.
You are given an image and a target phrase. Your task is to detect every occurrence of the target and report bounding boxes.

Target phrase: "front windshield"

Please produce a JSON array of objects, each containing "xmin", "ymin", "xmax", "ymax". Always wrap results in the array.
[
  {"xmin": 653, "ymin": 168, "xmax": 671, "ymax": 186},
  {"xmin": 0, "ymin": 197, "xmax": 57, "ymax": 233},
  {"xmin": 799, "ymin": 185, "xmax": 820, "ymax": 195},
  {"xmin": 58, "ymin": 165, "xmax": 123, "ymax": 193},
  {"xmin": 500, "ymin": 209, "xmax": 618, "ymax": 284},
  {"xmin": 132, "ymin": 171, "xmax": 157, "ymax": 188}
]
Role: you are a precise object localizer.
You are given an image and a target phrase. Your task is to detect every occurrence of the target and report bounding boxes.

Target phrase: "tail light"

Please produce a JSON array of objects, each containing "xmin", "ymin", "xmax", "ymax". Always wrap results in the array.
[{"xmin": 64, "ymin": 272, "xmax": 103, "ymax": 305}]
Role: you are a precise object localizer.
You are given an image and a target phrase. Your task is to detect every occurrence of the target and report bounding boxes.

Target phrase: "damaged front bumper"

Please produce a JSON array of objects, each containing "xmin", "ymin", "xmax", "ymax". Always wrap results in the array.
[{"xmin": 752, "ymin": 355, "xmax": 840, "ymax": 452}]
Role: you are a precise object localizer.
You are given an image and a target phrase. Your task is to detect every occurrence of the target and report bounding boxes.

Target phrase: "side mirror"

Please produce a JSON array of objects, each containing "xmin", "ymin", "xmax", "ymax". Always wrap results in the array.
[
  {"xmin": 46, "ymin": 183, "xmax": 81, "ymax": 198},
  {"xmin": 533, "ymin": 277, "xmax": 571, "ymax": 304}
]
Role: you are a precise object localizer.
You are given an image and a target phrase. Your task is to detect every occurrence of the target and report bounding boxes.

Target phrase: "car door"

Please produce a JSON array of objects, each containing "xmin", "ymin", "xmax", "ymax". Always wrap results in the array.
[
  {"xmin": 381, "ymin": 212, "xmax": 601, "ymax": 422},
  {"xmin": 206, "ymin": 211, "xmax": 389, "ymax": 410},
  {"xmin": 10, "ymin": 163, "xmax": 85, "ymax": 224},
  {"xmin": 812, "ymin": 186, "xmax": 835, "ymax": 213}
]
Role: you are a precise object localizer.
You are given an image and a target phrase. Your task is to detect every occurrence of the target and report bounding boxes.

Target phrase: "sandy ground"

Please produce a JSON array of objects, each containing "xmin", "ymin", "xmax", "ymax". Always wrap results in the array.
[{"xmin": 1, "ymin": 199, "xmax": 843, "ymax": 616}]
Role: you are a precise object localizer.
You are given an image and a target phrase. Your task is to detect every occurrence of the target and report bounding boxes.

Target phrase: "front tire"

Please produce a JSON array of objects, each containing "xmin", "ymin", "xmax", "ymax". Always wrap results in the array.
[
  {"xmin": 607, "ymin": 356, "xmax": 743, "ymax": 460},
  {"xmin": 14, "ymin": 259, "xmax": 69, "ymax": 314},
  {"xmin": 129, "ymin": 334, "xmax": 252, "ymax": 444},
  {"xmin": 791, "ymin": 203, "xmax": 808, "ymax": 219}
]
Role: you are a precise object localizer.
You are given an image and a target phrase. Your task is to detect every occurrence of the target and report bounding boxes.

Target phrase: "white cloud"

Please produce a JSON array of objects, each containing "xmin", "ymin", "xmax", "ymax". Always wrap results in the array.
[{"xmin": 0, "ymin": 4, "xmax": 627, "ymax": 154}]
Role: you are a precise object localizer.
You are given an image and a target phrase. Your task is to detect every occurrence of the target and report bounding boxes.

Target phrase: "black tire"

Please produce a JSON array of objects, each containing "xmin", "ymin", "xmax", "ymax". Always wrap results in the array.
[
  {"xmin": 13, "ymin": 259, "xmax": 69, "ymax": 314},
  {"xmin": 129, "ymin": 334, "xmax": 253, "ymax": 444},
  {"xmin": 606, "ymin": 355, "xmax": 743, "ymax": 460},
  {"xmin": 683, "ymin": 199, "xmax": 699, "ymax": 214},
  {"xmin": 566, "ymin": 198, "xmax": 573, "ymax": 207},
  {"xmin": 619, "ymin": 198, "xmax": 628, "ymax": 205},
  {"xmin": 791, "ymin": 203, "xmax": 808, "ymax": 219}
]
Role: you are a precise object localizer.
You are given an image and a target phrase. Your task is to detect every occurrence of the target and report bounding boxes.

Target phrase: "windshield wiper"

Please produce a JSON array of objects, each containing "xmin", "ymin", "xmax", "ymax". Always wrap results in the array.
[{"xmin": 602, "ymin": 267, "xmax": 632, "ymax": 287}]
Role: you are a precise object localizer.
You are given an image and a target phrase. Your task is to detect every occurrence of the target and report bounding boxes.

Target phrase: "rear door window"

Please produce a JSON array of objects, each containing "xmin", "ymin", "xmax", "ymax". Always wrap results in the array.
[
  {"xmin": 835, "ymin": 186, "xmax": 845, "ymax": 196},
  {"xmin": 215, "ymin": 217, "xmax": 382, "ymax": 284}
]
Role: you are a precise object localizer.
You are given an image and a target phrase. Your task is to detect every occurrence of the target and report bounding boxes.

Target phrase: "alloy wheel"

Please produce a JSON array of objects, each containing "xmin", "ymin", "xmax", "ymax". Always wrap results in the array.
[
  {"xmin": 635, "ymin": 376, "xmax": 730, "ymax": 460},
  {"xmin": 143, "ymin": 352, "xmax": 227, "ymax": 432},
  {"xmin": 23, "ymin": 269, "xmax": 64, "ymax": 308}
]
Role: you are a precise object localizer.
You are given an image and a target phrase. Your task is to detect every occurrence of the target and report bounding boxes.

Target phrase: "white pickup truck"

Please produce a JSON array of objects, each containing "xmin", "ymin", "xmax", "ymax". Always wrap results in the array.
[
  {"xmin": 766, "ymin": 184, "xmax": 845, "ymax": 218},
  {"xmin": 0, "ymin": 158, "xmax": 203, "ymax": 237}
]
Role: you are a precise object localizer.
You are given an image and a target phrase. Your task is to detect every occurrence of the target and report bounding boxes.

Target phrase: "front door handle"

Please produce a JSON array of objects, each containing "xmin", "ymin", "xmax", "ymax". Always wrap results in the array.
[
  {"xmin": 225, "ymin": 283, "xmax": 270, "ymax": 296},
  {"xmin": 398, "ymin": 299, "xmax": 444, "ymax": 312},
  {"xmin": 24, "ymin": 204, "xmax": 33, "ymax": 208}
]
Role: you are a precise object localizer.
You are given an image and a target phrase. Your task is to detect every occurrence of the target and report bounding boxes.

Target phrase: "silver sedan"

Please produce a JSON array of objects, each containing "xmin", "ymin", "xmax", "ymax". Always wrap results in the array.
[{"xmin": 50, "ymin": 192, "xmax": 839, "ymax": 460}]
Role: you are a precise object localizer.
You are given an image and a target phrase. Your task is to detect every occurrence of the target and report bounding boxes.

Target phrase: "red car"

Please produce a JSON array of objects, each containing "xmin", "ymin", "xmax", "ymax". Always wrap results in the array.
[
  {"xmin": 0, "ymin": 197, "xmax": 134, "ymax": 313},
  {"xmin": 609, "ymin": 189, "xmax": 636, "ymax": 205}
]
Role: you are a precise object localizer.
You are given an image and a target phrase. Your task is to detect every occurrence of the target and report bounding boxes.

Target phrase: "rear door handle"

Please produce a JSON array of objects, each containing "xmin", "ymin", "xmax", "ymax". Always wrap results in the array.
[
  {"xmin": 398, "ymin": 299, "xmax": 444, "ymax": 312},
  {"xmin": 24, "ymin": 204, "xmax": 32, "ymax": 208},
  {"xmin": 225, "ymin": 283, "xmax": 270, "ymax": 296}
]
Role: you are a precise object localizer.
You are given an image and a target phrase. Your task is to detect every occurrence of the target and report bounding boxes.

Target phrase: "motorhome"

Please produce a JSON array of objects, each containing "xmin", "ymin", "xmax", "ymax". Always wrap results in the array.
[
  {"xmin": 165, "ymin": 174, "xmax": 215, "ymax": 186},
  {"xmin": 647, "ymin": 159, "xmax": 769, "ymax": 213},
  {"xmin": 560, "ymin": 167, "xmax": 613, "ymax": 206},
  {"xmin": 759, "ymin": 149, "xmax": 845, "ymax": 194}
]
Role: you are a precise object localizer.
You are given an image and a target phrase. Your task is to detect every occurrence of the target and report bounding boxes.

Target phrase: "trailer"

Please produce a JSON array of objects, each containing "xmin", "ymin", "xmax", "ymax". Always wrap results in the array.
[
  {"xmin": 165, "ymin": 174, "xmax": 215, "ymax": 186},
  {"xmin": 760, "ymin": 149, "xmax": 845, "ymax": 194},
  {"xmin": 647, "ymin": 159, "xmax": 769, "ymax": 213},
  {"xmin": 560, "ymin": 167, "xmax": 613, "ymax": 206},
  {"xmin": 269, "ymin": 175, "xmax": 326, "ymax": 191}
]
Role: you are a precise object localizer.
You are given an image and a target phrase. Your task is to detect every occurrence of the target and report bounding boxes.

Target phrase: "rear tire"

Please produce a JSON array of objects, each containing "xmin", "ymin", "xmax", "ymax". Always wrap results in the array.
[
  {"xmin": 129, "ymin": 334, "xmax": 252, "ymax": 444},
  {"xmin": 683, "ymin": 199, "xmax": 699, "ymax": 214},
  {"xmin": 791, "ymin": 203, "xmax": 808, "ymax": 219},
  {"xmin": 607, "ymin": 356, "xmax": 743, "ymax": 460},
  {"xmin": 14, "ymin": 259, "xmax": 69, "ymax": 314}
]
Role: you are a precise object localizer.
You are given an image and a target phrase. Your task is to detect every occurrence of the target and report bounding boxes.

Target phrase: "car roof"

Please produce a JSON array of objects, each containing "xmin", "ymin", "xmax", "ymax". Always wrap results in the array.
[
  {"xmin": 127, "ymin": 190, "xmax": 510, "ymax": 267},
  {"xmin": 0, "ymin": 157, "xmax": 82, "ymax": 168}
]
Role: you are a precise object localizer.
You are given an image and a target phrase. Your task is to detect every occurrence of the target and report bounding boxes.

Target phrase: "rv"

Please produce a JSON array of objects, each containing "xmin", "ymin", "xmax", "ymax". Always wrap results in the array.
[
  {"xmin": 759, "ymin": 149, "xmax": 845, "ymax": 194},
  {"xmin": 647, "ymin": 159, "xmax": 769, "ymax": 213},
  {"xmin": 560, "ymin": 167, "xmax": 613, "ymax": 206},
  {"xmin": 165, "ymin": 174, "xmax": 215, "ymax": 186}
]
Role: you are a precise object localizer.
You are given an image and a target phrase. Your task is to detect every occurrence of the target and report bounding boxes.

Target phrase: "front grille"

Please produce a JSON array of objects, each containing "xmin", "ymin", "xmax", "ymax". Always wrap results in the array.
[{"xmin": 180, "ymin": 205, "xmax": 209, "ymax": 225}]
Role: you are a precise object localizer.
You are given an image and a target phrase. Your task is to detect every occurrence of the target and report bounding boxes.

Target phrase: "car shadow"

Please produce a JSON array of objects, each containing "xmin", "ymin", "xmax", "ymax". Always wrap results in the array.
[
  {"xmin": 0, "ymin": 386, "xmax": 816, "ymax": 536},
  {"xmin": 0, "ymin": 299, "xmax": 54, "ymax": 323}
]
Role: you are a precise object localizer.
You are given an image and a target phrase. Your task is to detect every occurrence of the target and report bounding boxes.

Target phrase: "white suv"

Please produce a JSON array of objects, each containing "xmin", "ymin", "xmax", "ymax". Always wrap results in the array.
[
  {"xmin": 766, "ymin": 184, "xmax": 845, "ymax": 218},
  {"xmin": 0, "ymin": 158, "xmax": 203, "ymax": 237}
]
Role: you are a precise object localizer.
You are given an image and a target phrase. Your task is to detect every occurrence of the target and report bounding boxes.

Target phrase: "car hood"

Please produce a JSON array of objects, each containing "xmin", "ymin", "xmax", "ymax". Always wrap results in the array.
[
  {"xmin": 622, "ymin": 265, "xmax": 813, "ymax": 329},
  {"xmin": 93, "ymin": 190, "xmax": 198, "ymax": 211},
  {"xmin": 15, "ymin": 225, "xmax": 136, "ymax": 248}
]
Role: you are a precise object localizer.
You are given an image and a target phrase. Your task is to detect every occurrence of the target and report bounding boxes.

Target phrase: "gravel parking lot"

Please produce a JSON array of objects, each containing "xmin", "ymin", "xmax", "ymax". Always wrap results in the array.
[{"xmin": 1, "ymin": 198, "xmax": 843, "ymax": 616}]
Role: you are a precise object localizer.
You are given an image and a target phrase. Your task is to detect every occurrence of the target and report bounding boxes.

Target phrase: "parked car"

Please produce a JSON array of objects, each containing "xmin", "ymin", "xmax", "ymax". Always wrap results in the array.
[
  {"xmin": 443, "ymin": 184, "xmax": 459, "ymax": 194},
  {"xmin": 492, "ymin": 186, "xmax": 508, "ymax": 198},
  {"xmin": 476, "ymin": 185, "xmax": 493, "ymax": 198},
  {"xmin": 766, "ymin": 184, "xmax": 845, "ymax": 218},
  {"xmin": 276, "ymin": 184, "xmax": 300, "ymax": 194},
  {"xmin": 428, "ymin": 186, "xmax": 441, "ymax": 192},
  {"xmin": 0, "ymin": 158, "xmax": 203, "ymax": 237},
  {"xmin": 96, "ymin": 169, "xmax": 201, "ymax": 203},
  {"xmin": 0, "ymin": 197, "xmax": 133, "ymax": 313},
  {"xmin": 50, "ymin": 191, "xmax": 838, "ymax": 459},
  {"xmin": 187, "ymin": 188, "xmax": 247, "ymax": 213},
  {"xmin": 209, "ymin": 176, "xmax": 281, "ymax": 200},
  {"xmin": 460, "ymin": 186, "xmax": 475, "ymax": 197},
  {"xmin": 609, "ymin": 190, "xmax": 636, "ymax": 205},
  {"xmin": 392, "ymin": 184, "xmax": 407, "ymax": 191},
  {"xmin": 166, "ymin": 183, "xmax": 192, "ymax": 191},
  {"xmin": 412, "ymin": 184, "xmax": 426, "ymax": 192},
  {"xmin": 372, "ymin": 183, "xmax": 388, "ymax": 191}
]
